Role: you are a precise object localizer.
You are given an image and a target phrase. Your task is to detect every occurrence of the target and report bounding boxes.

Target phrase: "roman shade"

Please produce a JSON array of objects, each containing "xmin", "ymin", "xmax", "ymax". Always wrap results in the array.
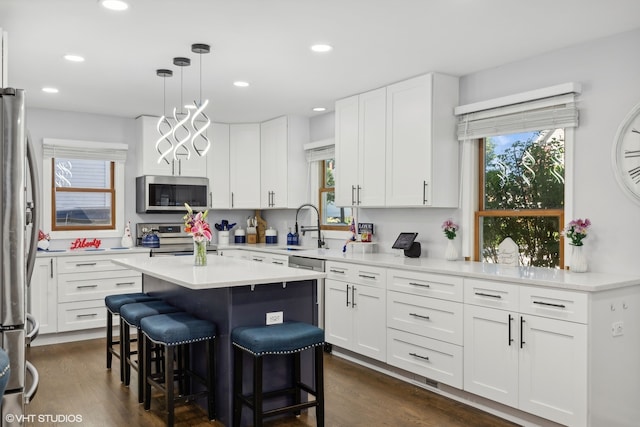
[
  {"xmin": 43, "ymin": 138, "xmax": 128, "ymax": 162},
  {"xmin": 304, "ymin": 138, "xmax": 334, "ymax": 163}
]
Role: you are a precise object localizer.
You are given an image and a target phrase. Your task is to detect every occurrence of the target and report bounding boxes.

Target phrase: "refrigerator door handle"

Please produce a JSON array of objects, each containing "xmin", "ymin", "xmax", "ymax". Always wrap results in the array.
[
  {"xmin": 24, "ymin": 361, "xmax": 39, "ymax": 404},
  {"xmin": 26, "ymin": 131, "xmax": 41, "ymax": 286},
  {"xmin": 26, "ymin": 313, "xmax": 40, "ymax": 344}
]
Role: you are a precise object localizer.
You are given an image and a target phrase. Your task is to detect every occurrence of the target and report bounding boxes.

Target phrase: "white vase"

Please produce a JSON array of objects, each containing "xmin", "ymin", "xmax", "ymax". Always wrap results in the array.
[
  {"xmin": 570, "ymin": 244, "xmax": 588, "ymax": 273},
  {"xmin": 445, "ymin": 239, "xmax": 458, "ymax": 261}
]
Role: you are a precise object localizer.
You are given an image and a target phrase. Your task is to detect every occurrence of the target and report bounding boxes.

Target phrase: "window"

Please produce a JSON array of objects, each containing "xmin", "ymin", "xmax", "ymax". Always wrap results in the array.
[
  {"xmin": 42, "ymin": 138, "xmax": 127, "ymax": 239},
  {"xmin": 476, "ymin": 130, "xmax": 565, "ymax": 268},
  {"xmin": 52, "ymin": 158, "xmax": 115, "ymax": 230},
  {"xmin": 319, "ymin": 158, "xmax": 352, "ymax": 229}
]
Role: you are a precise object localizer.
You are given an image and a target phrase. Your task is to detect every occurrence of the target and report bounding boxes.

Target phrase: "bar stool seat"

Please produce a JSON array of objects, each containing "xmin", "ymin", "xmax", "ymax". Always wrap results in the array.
[
  {"xmin": 141, "ymin": 312, "xmax": 217, "ymax": 427},
  {"xmin": 232, "ymin": 321, "xmax": 325, "ymax": 427},
  {"xmin": 120, "ymin": 301, "xmax": 182, "ymax": 402},
  {"xmin": 105, "ymin": 292, "xmax": 159, "ymax": 381}
]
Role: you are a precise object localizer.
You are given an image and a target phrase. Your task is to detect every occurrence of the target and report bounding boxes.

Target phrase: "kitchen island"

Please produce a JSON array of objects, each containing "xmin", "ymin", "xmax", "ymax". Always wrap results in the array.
[{"xmin": 112, "ymin": 255, "xmax": 325, "ymax": 427}]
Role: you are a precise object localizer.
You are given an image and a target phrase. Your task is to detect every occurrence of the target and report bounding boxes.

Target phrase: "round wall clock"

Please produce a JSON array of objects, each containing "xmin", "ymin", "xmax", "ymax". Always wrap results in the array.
[{"xmin": 612, "ymin": 102, "xmax": 640, "ymax": 205}]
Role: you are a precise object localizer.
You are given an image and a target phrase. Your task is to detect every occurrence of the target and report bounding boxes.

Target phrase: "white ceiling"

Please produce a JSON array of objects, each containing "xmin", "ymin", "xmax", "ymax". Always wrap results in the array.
[{"xmin": 2, "ymin": 0, "xmax": 640, "ymax": 123}]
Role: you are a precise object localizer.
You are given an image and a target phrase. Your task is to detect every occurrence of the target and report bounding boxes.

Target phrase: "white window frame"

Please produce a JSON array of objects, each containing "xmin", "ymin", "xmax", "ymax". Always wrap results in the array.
[{"xmin": 42, "ymin": 139, "xmax": 127, "ymax": 239}]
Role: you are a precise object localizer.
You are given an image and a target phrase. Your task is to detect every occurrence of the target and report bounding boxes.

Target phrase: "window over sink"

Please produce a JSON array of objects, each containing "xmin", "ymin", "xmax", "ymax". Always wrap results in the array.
[{"xmin": 320, "ymin": 158, "xmax": 353, "ymax": 230}]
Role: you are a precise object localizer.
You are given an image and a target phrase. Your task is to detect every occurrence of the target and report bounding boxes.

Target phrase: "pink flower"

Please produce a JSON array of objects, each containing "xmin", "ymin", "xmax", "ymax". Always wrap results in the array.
[
  {"xmin": 183, "ymin": 203, "xmax": 212, "ymax": 242},
  {"xmin": 442, "ymin": 219, "xmax": 459, "ymax": 240},
  {"xmin": 563, "ymin": 218, "xmax": 591, "ymax": 246}
]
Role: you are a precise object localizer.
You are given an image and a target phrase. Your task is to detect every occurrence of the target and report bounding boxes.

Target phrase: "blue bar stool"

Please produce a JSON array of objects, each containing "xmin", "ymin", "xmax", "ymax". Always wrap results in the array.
[
  {"xmin": 105, "ymin": 292, "xmax": 159, "ymax": 381},
  {"xmin": 141, "ymin": 312, "xmax": 217, "ymax": 427},
  {"xmin": 120, "ymin": 300, "xmax": 182, "ymax": 403},
  {"xmin": 0, "ymin": 347, "xmax": 10, "ymax": 396},
  {"xmin": 231, "ymin": 321, "xmax": 325, "ymax": 427}
]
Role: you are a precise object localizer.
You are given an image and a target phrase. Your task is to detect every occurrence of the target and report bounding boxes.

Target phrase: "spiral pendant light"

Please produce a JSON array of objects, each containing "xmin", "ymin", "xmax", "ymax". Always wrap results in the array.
[
  {"xmin": 190, "ymin": 43, "xmax": 211, "ymax": 157},
  {"xmin": 155, "ymin": 68, "xmax": 174, "ymax": 164}
]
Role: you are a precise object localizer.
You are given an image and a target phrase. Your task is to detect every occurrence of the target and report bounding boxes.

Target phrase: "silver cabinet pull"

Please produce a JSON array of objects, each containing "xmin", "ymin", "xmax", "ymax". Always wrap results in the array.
[
  {"xmin": 356, "ymin": 185, "xmax": 361, "ymax": 205},
  {"xmin": 76, "ymin": 313, "xmax": 98, "ymax": 318},
  {"xmin": 75, "ymin": 262, "xmax": 97, "ymax": 267},
  {"xmin": 329, "ymin": 269, "xmax": 346, "ymax": 274},
  {"xmin": 409, "ymin": 352, "xmax": 430, "ymax": 361},
  {"xmin": 533, "ymin": 300, "xmax": 566, "ymax": 309},
  {"xmin": 351, "ymin": 285, "xmax": 356, "ymax": 307},
  {"xmin": 252, "ymin": 258, "xmax": 264, "ymax": 262},
  {"xmin": 76, "ymin": 284, "xmax": 98, "ymax": 289},
  {"xmin": 351, "ymin": 185, "xmax": 356, "ymax": 205},
  {"xmin": 409, "ymin": 282, "xmax": 430, "ymax": 288},
  {"xmin": 409, "ymin": 313, "xmax": 430, "ymax": 320},
  {"xmin": 422, "ymin": 180, "xmax": 428, "ymax": 204},
  {"xmin": 359, "ymin": 274, "xmax": 376, "ymax": 280},
  {"xmin": 272, "ymin": 261, "xmax": 284, "ymax": 265},
  {"xmin": 475, "ymin": 292, "xmax": 502, "ymax": 299},
  {"xmin": 508, "ymin": 314, "xmax": 514, "ymax": 346},
  {"xmin": 346, "ymin": 284, "xmax": 350, "ymax": 307},
  {"xmin": 520, "ymin": 316, "xmax": 526, "ymax": 348},
  {"xmin": 116, "ymin": 282, "xmax": 135, "ymax": 286}
]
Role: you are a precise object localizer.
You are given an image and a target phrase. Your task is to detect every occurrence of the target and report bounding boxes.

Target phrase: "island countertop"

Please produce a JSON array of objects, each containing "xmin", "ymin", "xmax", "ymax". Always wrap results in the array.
[{"xmin": 112, "ymin": 255, "xmax": 325, "ymax": 290}]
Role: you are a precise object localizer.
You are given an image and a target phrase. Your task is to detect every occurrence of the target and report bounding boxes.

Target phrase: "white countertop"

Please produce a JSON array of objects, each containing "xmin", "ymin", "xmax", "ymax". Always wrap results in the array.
[
  {"xmin": 112, "ymin": 255, "xmax": 325, "ymax": 290},
  {"xmin": 223, "ymin": 244, "xmax": 640, "ymax": 292},
  {"xmin": 36, "ymin": 247, "xmax": 150, "ymax": 257}
]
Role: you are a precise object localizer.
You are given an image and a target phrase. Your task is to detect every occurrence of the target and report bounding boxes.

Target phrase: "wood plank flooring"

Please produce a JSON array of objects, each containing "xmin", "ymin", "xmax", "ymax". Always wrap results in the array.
[{"xmin": 26, "ymin": 339, "xmax": 519, "ymax": 427}]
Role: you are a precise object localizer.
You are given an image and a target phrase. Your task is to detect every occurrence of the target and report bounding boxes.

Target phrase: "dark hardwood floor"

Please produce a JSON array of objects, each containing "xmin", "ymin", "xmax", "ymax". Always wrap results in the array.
[{"xmin": 26, "ymin": 339, "xmax": 519, "ymax": 427}]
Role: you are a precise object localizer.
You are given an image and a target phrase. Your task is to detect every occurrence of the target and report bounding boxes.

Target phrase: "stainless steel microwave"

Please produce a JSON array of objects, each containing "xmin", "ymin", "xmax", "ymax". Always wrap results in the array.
[{"xmin": 136, "ymin": 175, "xmax": 209, "ymax": 213}]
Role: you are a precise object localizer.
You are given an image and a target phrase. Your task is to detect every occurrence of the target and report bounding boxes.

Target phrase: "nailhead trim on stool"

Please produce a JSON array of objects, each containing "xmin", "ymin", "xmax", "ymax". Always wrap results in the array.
[
  {"xmin": 231, "ymin": 321, "xmax": 325, "ymax": 427},
  {"xmin": 141, "ymin": 312, "xmax": 217, "ymax": 427},
  {"xmin": 104, "ymin": 292, "xmax": 159, "ymax": 381},
  {"xmin": 120, "ymin": 300, "xmax": 182, "ymax": 402}
]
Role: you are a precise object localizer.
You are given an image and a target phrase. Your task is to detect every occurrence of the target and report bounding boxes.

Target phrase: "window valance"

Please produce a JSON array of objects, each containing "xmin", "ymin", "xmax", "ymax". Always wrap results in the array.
[{"xmin": 43, "ymin": 138, "xmax": 128, "ymax": 162}]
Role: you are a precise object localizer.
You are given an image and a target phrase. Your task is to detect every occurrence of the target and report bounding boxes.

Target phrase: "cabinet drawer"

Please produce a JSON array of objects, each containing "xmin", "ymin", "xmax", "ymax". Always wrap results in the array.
[
  {"xmin": 519, "ymin": 286, "xmax": 588, "ymax": 324},
  {"xmin": 326, "ymin": 261, "xmax": 386, "ymax": 287},
  {"xmin": 464, "ymin": 278, "xmax": 519, "ymax": 311},
  {"xmin": 387, "ymin": 291, "xmax": 463, "ymax": 345},
  {"xmin": 268, "ymin": 254, "xmax": 289, "ymax": 266},
  {"xmin": 388, "ymin": 269, "xmax": 462, "ymax": 301},
  {"xmin": 57, "ymin": 254, "xmax": 132, "ymax": 274},
  {"xmin": 57, "ymin": 300, "xmax": 107, "ymax": 332},
  {"xmin": 58, "ymin": 271, "xmax": 142, "ymax": 303},
  {"xmin": 386, "ymin": 328, "xmax": 462, "ymax": 389}
]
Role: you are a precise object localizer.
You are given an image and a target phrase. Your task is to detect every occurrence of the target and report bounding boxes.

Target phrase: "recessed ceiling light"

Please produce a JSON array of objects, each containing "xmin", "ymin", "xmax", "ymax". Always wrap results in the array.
[
  {"xmin": 64, "ymin": 54, "xmax": 85, "ymax": 62},
  {"xmin": 233, "ymin": 81, "xmax": 250, "ymax": 88},
  {"xmin": 312, "ymin": 107, "xmax": 326, "ymax": 112},
  {"xmin": 100, "ymin": 0, "xmax": 129, "ymax": 11},
  {"xmin": 42, "ymin": 87, "xmax": 59, "ymax": 94},
  {"xmin": 310, "ymin": 44, "xmax": 333, "ymax": 53}
]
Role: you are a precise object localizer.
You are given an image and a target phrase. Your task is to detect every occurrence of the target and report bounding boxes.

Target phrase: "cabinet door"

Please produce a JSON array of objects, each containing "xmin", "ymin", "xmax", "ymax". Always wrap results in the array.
[
  {"xmin": 208, "ymin": 123, "xmax": 231, "ymax": 208},
  {"xmin": 30, "ymin": 258, "xmax": 57, "ymax": 334},
  {"xmin": 260, "ymin": 116, "xmax": 288, "ymax": 208},
  {"xmin": 519, "ymin": 315, "xmax": 587, "ymax": 426},
  {"xmin": 229, "ymin": 123, "xmax": 260, "ymax": 208},
  {"xmin": 324, "ymin": 279, "xmax": 353, "ymax": 347},
  {"xmin": 385, "ymin": 74, "xmax": 433, "ymax": 206},
  {"xmin": 334, "ymin": 95, "xmax": 359, "ymax": 206},
  {"xmin": 358, "ymin": 87, "xmax": 386, "ymax": 206},
  {"xmin": 352, "ymin": 284, "xmax": 386, "ymax": 361},
  {"xmin": 463, "ymin": 304, "xmax": 518, "ymax": 407}
]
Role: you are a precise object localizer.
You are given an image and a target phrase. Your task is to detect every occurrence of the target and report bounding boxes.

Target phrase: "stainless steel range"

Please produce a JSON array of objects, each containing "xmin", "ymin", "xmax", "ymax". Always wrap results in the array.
[{"xmin": 136, "ymin": 222, "xmax": 215, "ymax": 256}]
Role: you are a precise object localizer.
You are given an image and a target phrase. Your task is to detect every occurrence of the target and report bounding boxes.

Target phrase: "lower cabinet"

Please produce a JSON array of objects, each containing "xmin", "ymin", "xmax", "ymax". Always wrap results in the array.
[{"xmin": 30, "ymin": 257, "xmax": 58, "ymax": 335}]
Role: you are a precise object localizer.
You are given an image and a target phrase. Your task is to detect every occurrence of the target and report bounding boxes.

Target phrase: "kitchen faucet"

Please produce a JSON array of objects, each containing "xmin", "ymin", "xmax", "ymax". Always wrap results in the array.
[{"xmin": 295, "ymin": 203, "xmax": 325, "ymax": 248}]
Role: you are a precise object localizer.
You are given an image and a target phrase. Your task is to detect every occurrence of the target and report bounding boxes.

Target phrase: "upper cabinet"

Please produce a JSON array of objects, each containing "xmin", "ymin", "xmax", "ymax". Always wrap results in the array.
[
  {"xmin": 260, "ymin": 116, "xmax": 308, "ymax": 209},
  {"xmin": 385, "ymin": 73, "xmax": 459, "ymax": 207},
  {"xmin": 229, "ymin": 123, "xmax": 261, "ymax": 209},
  {"xmin": 207, "ymin": 123, "xmax": 231, "ymax": 209},
  {"xmin": 136, "ymin": 115, "xmax": 208, "ymax": 177},
  {"xmin": 335, "ymin": 88, "xmax": 386, "ymax": 207},
  {"xmin": 335, "ymin": 73, "xmax": 459, "ymax": 208}
]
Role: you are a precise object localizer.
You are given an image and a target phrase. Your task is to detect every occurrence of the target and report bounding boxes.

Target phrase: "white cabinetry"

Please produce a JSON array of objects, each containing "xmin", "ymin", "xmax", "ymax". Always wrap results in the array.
[
  {"xmin": 229, "ymin": 123, "xmax": 261, "ymax": 208},
  {"xmin": 56, "ymin": 254, "xmax": 142, "ymax": 332},
  {"xmin": 136, "ymin": 115, "xmax": 207, "ymax": 177},
  {"xmin": 246, "ymin": 251, "xmax": 289, "ymax": 267},
  {"xmin": 30, "ymin": 257, "xmax": 58, "ymax": 335},
  {"xmin": 335, "ymin": 88, "xmax": 386, "ymax": 207},
  {"xmin": 260, "ymin": 116, "xmax": 308, "ymax": 209},
  {"xmin": 325, "ymin": 261, "xmax": 386, "ymax": 361},
  {"xmin": 1, "ymin": 29, "xmax": 7, "ymax": 88},
  {"xmin": 386, "ymin": 269, "xmax": 463, "ymax": 388},
  {"xmin": 385, "ymin": 73, "xmax": 459, "ymax": 207},
  {"xmin": 207, "ymin": 123, "xmax": 231, "ymax": 209},
  {"xmin": 463, "ymin": 279, "xmax": 587, "ymax": 426}
]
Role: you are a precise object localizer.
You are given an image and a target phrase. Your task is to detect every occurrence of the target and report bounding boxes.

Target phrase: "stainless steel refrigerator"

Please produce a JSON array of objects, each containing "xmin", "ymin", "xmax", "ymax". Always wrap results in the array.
[{"xmin": 1, "ymin": 88, "xmax": 40, "ymax": 425}]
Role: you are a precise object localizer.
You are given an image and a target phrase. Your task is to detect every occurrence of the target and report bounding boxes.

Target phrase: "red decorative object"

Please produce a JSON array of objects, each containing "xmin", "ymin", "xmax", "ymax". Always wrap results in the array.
[
  {"xmin": 38, "ymin": 230, "xmax": 50, "ymax": 241},
  {"xmin": 70, "ymin": 238, "xmax": 102, "ymax": 250}
]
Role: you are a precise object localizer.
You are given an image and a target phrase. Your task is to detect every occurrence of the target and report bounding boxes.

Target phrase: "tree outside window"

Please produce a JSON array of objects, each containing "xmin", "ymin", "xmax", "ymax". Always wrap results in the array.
[
  {"xmin": 320, "ymin": 158, "xmax": 352, "ymax": 230},
  {"xmin": 477, "ymin": 130, "xmax": 565, "ymax": 268}
]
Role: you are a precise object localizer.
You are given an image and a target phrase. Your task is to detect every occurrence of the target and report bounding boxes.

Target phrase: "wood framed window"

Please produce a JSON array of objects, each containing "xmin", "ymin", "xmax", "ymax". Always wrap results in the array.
[{"xmin": 319, "ymin": 158, "xmax": 352, "ymax": 230}]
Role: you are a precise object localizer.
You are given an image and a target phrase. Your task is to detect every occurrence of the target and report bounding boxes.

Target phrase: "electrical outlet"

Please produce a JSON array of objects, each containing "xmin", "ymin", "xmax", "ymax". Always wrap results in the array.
[
  {"xmin": 266, "ymin": 311, "xmax": 283, "ymax": 325},
  {"xmin": 612, "ymin": 321, "xmax": 624, "ymax": 337}
]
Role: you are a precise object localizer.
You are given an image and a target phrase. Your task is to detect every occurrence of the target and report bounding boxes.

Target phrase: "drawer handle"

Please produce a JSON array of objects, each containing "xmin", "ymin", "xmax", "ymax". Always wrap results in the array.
[
  {"xmin": 533, "ymin": 301, "xmax": 566, "ymax": 309},
  {"xmin": 272, "ymin": 261, "xmax": 284, "ymax": 265},
  {"xmin": 409, "ymin": 313, "xmax": 430, "ymax": 320},
  {"xmin": 76, "ymin": 313, "xmax": 98, "ymax": 318},
  {"xmin": 253, "ymin": 258, "xmax": 264, "ymax": 262},
  {"xmin": 75, "ymin": 262, "xmax": 97, "ymax": 267},
  {"xmin": 409, "ymin": 352, "xmax": 430, "ymax": 361},
  {"xmin": 76, "ymin": 284, "xmax": 98, "ymax": 289},
  {"xmin": 329, "ymin": 269, "xmax": 346, "ymax": 274},
  {"xmin": 475, "ymin": 292, "xmax": 502, "ymax": 299},
  {"xmin": 116, "ymin": 282, "xmax": 136, "ymax": 286},
  {"xmin": 409, "ymin": 282, "xmax": 430, "ymax": 288},
  {"xmin": 358, "ymin": 274, "xmax": 376, "ymax": 280}
]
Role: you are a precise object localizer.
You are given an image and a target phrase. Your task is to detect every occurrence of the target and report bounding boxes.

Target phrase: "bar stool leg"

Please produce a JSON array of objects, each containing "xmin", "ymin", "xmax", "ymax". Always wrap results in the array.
[
  {"xmin": 143, "ymin": 335, "xmax": 152, "ymax": 412},
  {"xmin": 119, "ymin": 316, "xmax": 125, "ymax": 383},
  {"xmin": 233, "ymin": 346, "xmax": 243, "ymax": 427},
  {"xmin": 206, "ymin": 339, "xmax": 216, "ymax": 420},
  {"xmin": 165, "ymin": 345, "xmax": 176, "ymax": 427},
  {"xmin": 293, "ymin": 352, "xmax": 302, "ymax": 415},
  {"xmin": 106, "ymin": 309, "xmax": 113, "ymax": 369},
  {"xmin": 315, "ymin": 346, "xmax": 325, "ymax": 427},
  {"xmin": 254, "ymin": 356, "xmax": 263, "ymax": 427}
]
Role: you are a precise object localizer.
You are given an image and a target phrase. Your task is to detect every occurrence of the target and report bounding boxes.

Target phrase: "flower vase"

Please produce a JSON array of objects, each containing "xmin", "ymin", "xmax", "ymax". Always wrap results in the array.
[
  {"xmin": 570, "ymin": 244, "xmax": 587, "ymax": 273},
  {"xmin": 194, "ymin": 240, "xmax": 207, "ymax": 266},
  {"xmin": 445, "ymin": 239, "xmax": 458, "ymax": 261}
]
